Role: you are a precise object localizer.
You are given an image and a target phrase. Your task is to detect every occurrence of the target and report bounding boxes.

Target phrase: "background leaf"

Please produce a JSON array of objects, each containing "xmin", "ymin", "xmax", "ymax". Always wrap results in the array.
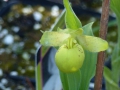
[
  {"xmin": 103, "ymin": 0, "xmax": 120, "ymax": 90},
  {"xmin": 103, "ymin": 67, "xmax": 119, "ymax": 90},
  {"xmin": 112, "ymin": 57, "xmax": 120, "ymax": 84},
  {"xmin": 82, "ymin": 22, "xmax": 94, "ymax": 36}
]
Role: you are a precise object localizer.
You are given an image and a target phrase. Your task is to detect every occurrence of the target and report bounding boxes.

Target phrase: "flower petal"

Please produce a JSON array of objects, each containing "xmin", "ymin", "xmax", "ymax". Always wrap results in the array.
[
  {"xmin": 70, "ymin": 28, "xmax": 83, "ymax": 37},
  {"xmin": 40, "ymin": 31, "xmax": 70, "ymax": 46},
  {"xmin": 57, "ymin": 28, "xmax": 83, "ymax": 37},
  {"xmin": 77, "ymin": 35, "xmax": 108, "ymax": 52}
]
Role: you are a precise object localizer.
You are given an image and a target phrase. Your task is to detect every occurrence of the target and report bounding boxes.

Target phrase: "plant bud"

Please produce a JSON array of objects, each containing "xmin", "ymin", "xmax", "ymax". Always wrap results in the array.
[{"xmin": 55, "ymin": 43, "xmax": 85, "ymax": 73}]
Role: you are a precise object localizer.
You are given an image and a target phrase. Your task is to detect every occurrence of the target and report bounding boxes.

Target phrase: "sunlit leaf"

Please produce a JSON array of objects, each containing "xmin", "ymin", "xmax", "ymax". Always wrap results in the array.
[
  {"xmin": 77, "ymin": 35, "xmax": 108, "ymax": 52},
  {"xmin": 79, "ymin": 50, "xmax": 97, "ymax": 90},
  {"xmin": 40, "ymin": 31, "xmax": 70, "ymax": 46},
  {"xmin": 60, "ymin": 70, "xmax": 81, "ymax": 90},
  {"xmin": 79, "ymin": 22, "xmax": 97, "ymax": 90},
  {"xmin": 63, "ymin": 0, "xmax": 82, "ymax": 29},
  {"xmin": 104, "ymin": 0, "xmax": 120, "ymax": 89}
]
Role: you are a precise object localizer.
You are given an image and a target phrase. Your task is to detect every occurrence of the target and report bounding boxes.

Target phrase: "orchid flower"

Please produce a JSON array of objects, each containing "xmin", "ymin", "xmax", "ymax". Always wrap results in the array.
[{"xmin": 40, "ymin": 0, "xmax": 108, "ymax": 73}]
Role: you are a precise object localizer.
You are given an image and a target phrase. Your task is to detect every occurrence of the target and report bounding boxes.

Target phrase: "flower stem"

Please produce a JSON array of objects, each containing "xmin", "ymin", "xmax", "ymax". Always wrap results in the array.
[
  {"xmin": 117, "ymin": 18, "xmax": 120, "ymax": 50},
  {"xmin": 94, "ymin": 0, "xmax": 110, "ymax": 90}
]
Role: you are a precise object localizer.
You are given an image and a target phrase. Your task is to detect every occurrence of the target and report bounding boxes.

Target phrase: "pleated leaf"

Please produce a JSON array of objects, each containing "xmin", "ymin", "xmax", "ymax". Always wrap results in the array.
[
  {"xmin": 79, "ymin": 22, "xmax": 97, "ymax": 90},
  {"xmin": 79, "ymin": 50, "xmax": 97, "ymax": 90},
  {"xmin": 60, "ymin": 70, "xmax": 81, "ymax": 90}
]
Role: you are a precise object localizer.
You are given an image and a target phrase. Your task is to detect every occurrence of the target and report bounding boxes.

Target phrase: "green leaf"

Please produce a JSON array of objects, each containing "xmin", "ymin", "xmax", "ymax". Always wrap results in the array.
[
  {"xmin": 77, "ymin": 35, "xmax": 108, "ymax": 52},
  {"xmin": 79, "ymin": 51, "xmax": 97, "ymax": 90},
  {"xmin": 110, "ymin": 0, "xmax": 120, "ymax": 89},
  {"xmin": 82, "ymin": 22, "xmax": 94, "ymax": 36},
  {"xmin": 41, "ymin": 46, "xmax": 50, "ymax": 58},
  {"xmin": 110, "ymin": 0, "xmax": 120, "ymax": 48},
  {"xmin": 36, "ymin": 62, "xmax": 42, "ymax": 90},
  {"xmin": 51, "ymin": 9, "xmax": 66, "ymax": 31},
  {"xmin": 110, "ymin": 0, "xmax": 120, "ymax": 19},
  {"xmin": 111, "ymin": 44, "xmax": 120, "ymax": 85},
  {"xmin": 40, "ymin": 31, "xmax": 70, "ymax": 46},
  {"xmin": 103, "ymin": 66, "xmax": 119, "ymax": 90},
  {"xmin": 63, "ymin": 0, "xmax": 82, "ymax": 29},
  {"xmin": 111, "ymin": 57, "xmax": 120, "ymax": 84},
  {"xmin": 60, "ymin": 70, "xmax": 81, "ymax": 90},
  {"xmin": 111, "ymin": 44, "xmax": 120, "ymax": 61},
  {"xmin": 79, "ymin": 21, "xmax": 97, "ymax": 90}
]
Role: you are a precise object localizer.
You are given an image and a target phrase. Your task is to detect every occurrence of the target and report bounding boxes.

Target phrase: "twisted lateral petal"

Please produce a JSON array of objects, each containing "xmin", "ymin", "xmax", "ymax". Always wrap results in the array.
[
  {"xmin": 40, "ymin": 31, "xmax": 70, "ymax": 46},
  {"xmin": 77, "ymin": 35, "xmax": 108, "ymax": 52}
]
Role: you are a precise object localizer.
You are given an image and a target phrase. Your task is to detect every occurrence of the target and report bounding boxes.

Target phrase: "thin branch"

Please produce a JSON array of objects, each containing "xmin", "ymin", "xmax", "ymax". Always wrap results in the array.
[{"xmin": 94, "ymin": 0, "xmax": 110, "ymax": 90}]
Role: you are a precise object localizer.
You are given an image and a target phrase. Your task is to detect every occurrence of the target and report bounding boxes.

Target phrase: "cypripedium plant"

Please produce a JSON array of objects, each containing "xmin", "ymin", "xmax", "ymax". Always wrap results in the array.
[{"xmin": 40, "ymin": 0, "xmax": 108, "ymax": 73}]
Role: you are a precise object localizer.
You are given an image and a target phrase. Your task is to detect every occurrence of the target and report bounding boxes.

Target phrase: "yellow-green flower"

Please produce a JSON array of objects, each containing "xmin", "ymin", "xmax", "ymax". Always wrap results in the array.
[
  {"xmin": 39, "ymin": 0, "xmax": 108, "ymax": 73},
  {"xmin": 40, "ymin": 26, "xmax": 108, "ymax": 73}
]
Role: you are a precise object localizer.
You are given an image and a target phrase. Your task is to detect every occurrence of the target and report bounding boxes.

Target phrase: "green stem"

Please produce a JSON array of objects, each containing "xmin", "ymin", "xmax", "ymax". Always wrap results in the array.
[{"xmin": 117, "ymin": 17, "xmax": 120, "ymax": 48}]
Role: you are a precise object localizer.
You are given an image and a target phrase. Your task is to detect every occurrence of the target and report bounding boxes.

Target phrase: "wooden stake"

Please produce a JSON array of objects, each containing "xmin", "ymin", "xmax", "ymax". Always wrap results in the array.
[{"xmin": 94, "ymin": 0, "xmax": 110, "ymax": 90}]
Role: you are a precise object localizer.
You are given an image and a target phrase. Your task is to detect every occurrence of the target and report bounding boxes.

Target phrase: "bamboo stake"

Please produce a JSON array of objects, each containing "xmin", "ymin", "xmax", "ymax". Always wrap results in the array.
[{"xmin": 94, "ymin": 0, "xmax": 110, "ymax": 90}]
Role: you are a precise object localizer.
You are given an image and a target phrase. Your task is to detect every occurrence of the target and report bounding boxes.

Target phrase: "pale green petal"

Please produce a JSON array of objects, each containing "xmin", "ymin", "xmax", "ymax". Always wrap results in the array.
[
  {"xmin": 40, "ymin": 31, "xmax": 70, "ymax": 46},
  {"xmin": 77, "ymin": 35, "xmax": 108, "ymax": 52},
  {"xmin": 68, "ymin": 28, "xmax": 83, "ymax": 38},
  {"xmin": 57, "ymin": 28, "xmax": 83, "ymax": 36},
  {"xmin": 57, "ymin": 28, "xmax": 69, "ymax": 33}
]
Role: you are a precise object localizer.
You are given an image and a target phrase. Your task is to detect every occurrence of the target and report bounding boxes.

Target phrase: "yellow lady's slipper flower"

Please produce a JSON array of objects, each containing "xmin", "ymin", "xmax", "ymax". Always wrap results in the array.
[
  {"xmin": 40, "ymin": 27, "xmax": 108, "ymax": 73},
  {"xmin": 39, "ymin": 0, "xmax": 108, "ymax": 73}
]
